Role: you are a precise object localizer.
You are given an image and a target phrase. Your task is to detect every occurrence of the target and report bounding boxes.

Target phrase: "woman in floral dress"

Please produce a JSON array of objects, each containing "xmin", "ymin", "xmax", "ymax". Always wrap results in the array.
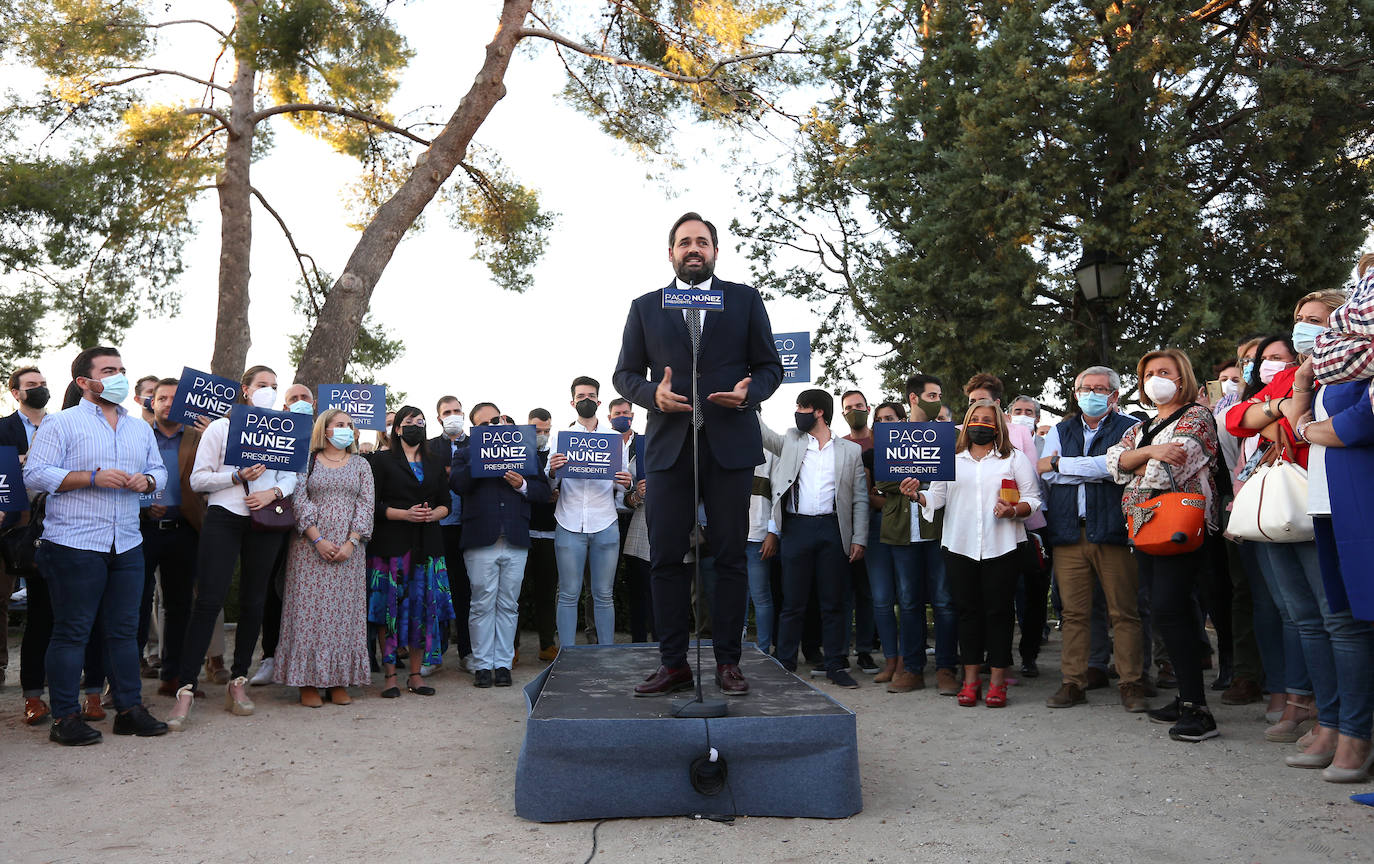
[{"xmin": 274, "ymin": 409, "xmax": 375, "ymax": 706}]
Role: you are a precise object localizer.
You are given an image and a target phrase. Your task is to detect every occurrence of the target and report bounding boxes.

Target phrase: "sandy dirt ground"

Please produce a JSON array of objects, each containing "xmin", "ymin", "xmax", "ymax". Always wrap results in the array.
[{"xmin": 2, "ymin": 629, "xmax": 1371, "ymax": 864}]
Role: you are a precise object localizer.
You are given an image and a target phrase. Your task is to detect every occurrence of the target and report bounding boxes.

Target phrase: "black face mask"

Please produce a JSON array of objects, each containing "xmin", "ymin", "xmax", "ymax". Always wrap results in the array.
[
  {"xmin": 400, "ymin": 426, "xmax": 426, "ymax": 446},
  {"xmin": 966, "ymin": 423, "xmax": 998, "ymax": 446},
  {"xmin": 575, "ymin": 398, "xmax": 598, "ymax": 419},
  {"xmin": 22, "ymin": 386, "xmax": 50, "ymax": 410},
  {"xmin": 795, "ymin": 411, "xmax": 819, "ymax": 433}
]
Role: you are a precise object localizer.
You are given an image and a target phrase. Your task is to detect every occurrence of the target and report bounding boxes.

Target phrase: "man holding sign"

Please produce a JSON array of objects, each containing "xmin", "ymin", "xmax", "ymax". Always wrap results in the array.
[
  {"xmin": 547, "ymin": 376, "xmax": 633, "ymax": 650},
  {"xmin": 613, "ymin": 212, "xmax": 783, "ymax": 697}
]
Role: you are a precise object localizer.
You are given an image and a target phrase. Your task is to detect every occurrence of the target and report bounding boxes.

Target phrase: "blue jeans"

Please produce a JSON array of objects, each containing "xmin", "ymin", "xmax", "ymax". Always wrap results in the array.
[
  {"xmin": 866, "ymin": 514, "xmax": 925, "ymax": 669},
  {"xmin": 1261, "ymin": 537, "xmax": 1374, "ymax": 740},
  {"xmin": 744, "ymin": 541, "xmax": 775, "ymax": 655},
  {"xmin": 554, "ymin": 523, "xmax": 618, "ymax": 647},
  {"xmin": 917, "ymin": 539, "xmax": 958, "ymax": 670},
  {"xmin": 37, "ymin": 541, "xmax": 145, "ymax": 719},
  {"xmin": 1253, "ymin": 541, "xmax": 1314, "ymax": 696},
  {"xmin": 1238, "ymin": 540, "xmax": 1285, "ymax": 693},
  {"xmin": 464, "ymin": 537, "xmax": 529, "ymax": 671}
]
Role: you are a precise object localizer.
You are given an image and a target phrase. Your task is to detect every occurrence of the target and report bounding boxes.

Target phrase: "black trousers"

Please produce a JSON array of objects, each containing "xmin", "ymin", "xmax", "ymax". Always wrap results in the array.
[
  {"xmin": 1017, "ymin": 539, "xmax": 1052, "ymax": 663},
  {"xmin": 519, "ymin": 536, "xmax": 558, "ymax": 650},
  {"xmin": 19, "ymin": 571, "xmax": 52, "ymax": 694},
  {"xmin": 645, "ymin": 432, "xmax": 751, "ymax": 668},
  {"xmin": 440, "ymin": 524, "xmax": 472, "ymax": 657},
  {"xmin": 259, "ymin": 532, "xmax": 289, "ymax": 658},
  {"xmin": 625, "ymin": 555, "xmax": 656, "ymax": 643},
  {"xmin": 177, "ymin": 506, "xmax": 284, "ymax": 688},
  {"xmin": 776, "ymin": 513, "xmax": 850, "ymax": 671},
  {"xmin": 1138, "ymin": 547, "xmax": 1208, "ymax": 704},
  {"xmin": 139, "ymin": 522, "xmax": 198, "ymax": 683},
  {"xmin": 946, "ymin": 549, "xmax": 1019, "ymax": 669}
]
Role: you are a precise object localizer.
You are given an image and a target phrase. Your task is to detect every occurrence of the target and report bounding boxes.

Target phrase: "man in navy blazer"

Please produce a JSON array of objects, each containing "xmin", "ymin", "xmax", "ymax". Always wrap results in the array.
[{"xmin": 613, "ymin": 212, "xmax": 783, "ymax": 697}]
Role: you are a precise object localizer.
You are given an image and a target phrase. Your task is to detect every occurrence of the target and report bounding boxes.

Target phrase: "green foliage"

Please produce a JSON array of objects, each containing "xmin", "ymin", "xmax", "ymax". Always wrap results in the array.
[
  {"xmin": 444, "ymin": 147, "xmax": 556, "ymax": 293},
  {"xmin": 287, "ymin": 268, "xmax": 405, "ymax": 399},
  {"xmin": 740, "ymin": 0, "xmax": 1374, "ymax": 410}
]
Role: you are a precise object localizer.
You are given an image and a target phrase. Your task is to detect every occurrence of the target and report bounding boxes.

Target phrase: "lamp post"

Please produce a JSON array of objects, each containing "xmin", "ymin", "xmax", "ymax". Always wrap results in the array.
[{"xmin": 1073, "ymin": 248, "xmax": 1128, "ymax": 366}]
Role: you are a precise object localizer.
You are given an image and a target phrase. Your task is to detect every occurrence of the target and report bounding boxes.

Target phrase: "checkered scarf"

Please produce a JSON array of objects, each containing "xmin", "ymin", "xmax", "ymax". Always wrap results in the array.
[{"xmin": 1312, "ymin": 270, "xmax": 1374, "ymax": 395}]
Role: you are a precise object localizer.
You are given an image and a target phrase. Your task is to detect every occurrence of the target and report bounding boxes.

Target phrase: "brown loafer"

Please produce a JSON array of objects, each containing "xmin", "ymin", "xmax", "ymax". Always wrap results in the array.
[
  {"xmin": 81, "ymin": 693, "xmax": 107, "ymax": 722},
  {"xmin": 24, "ymin": 697, "xmax": 51, "ymax": 726},
  {"xmin": 633, "ymin": 664, "xmax": 693, "ymax": 697},
  {"xmin": 715, "ymin": 664, "xmax": 749, "ymax": 696}
]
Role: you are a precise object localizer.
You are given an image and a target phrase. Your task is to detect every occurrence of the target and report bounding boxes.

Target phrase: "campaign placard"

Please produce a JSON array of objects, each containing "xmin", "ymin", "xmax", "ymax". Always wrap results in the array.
[
  {"xmin": 774, "ymin": 331, "xmax": 811, "ymax": 383},
  {"xmin": 167, "ymin": 366, "xmax": 239, "ymax": 426},
  {"xmin": 469, "ymin": 425, "xmax": 539, "ymax": 478},
  {"xmin": 0, "ymin": 446, "xmax": 27, "ymax": 512},
  {"xmin": 873, "ymin": 422, "xmax": 957, "ymax": 483},
  {"xmin": 224, "ymin": 405, "xmax": 312, "ymax": 473},
  {"xmin": 319, "ymin": 383, "xmax": 386, "ymax": 432},
  {"xmin": 661, "ymin": 286, "xmax": 725, "ymax": 312},
  {"xmin": 555, "ymin": 430, "xmax": 623, "ymax": 481}
]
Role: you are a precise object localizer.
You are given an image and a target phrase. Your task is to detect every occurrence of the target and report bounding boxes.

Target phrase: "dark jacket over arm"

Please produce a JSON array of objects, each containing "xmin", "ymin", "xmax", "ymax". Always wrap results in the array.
[
  {"xmin": 368, "ymin": 448, "xmax": 450, "ymax": 560},
  {"xmin": 449, "ymin": 441, "xmax": 552, "ymax": 550}
]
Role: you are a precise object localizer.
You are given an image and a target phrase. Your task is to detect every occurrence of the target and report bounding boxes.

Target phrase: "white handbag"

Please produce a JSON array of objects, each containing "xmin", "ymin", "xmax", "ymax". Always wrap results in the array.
[{"xmin": 1229, "ymin": 434, "xmax": 1314, "ymax": 543}]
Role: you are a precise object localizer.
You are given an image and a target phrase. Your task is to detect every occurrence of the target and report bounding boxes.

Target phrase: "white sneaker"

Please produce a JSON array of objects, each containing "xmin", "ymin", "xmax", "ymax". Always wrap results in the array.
[
  {"xmin": 249, "ymin": 657, "xmax": 274, "ymax": 686},
  {"xmin": 458, "ymin": 654, "xmax": 473, "ymax": 674},
  {"xmin": 419, "ymin": 662, "xmax": 440, "ymax": 677}
]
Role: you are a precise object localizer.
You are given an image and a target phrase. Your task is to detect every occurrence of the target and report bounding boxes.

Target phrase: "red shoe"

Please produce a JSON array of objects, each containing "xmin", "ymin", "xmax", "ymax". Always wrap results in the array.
[
  {"xmin": 956, "ymin": 680, "xmax": 981, "ymax": 707},
  {"xmin": 986, "ymin": 682, "xmax": 1008, "ymax": 708}
]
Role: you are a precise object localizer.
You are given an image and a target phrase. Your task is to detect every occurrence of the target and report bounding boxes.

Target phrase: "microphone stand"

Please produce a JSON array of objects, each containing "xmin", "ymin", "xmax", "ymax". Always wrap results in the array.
[{"xmin": 673, "ymin": 287, "xmax": 728, "ymax": 720}]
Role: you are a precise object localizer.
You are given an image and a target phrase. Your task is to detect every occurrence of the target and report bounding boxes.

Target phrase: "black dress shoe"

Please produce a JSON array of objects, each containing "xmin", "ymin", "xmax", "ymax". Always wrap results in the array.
[
  {"xmin": 50, "ymin": 715, "xmax": 102, "ymax": 746},
  {"xmin": 827, "ymin": 669, "xmax": 861, "ymax": 689},
  {"xmin": 1020, "ymin": 659, "xmax": 1040, "ymax": 678},
  {"xmin": 474, "ymin": 669, "xmax": 494, "ymax": 688},
  {"xmin": 715, "ymin": 664, "xmax": 749, "ymax": 696},
  {"xmin": 112, "ymin": 704, "xmax": 168, "ymax": 737},
  {"xmin": 633, "ymin": 664, "xmax": 693, "ymax": 697},
  {"xmin": 493, "ymin": 667, "xmax": 512, "ymax": 687},
  {"xmin": 856, "ymin": 652, "xmax": 880, "ymax": 674}
]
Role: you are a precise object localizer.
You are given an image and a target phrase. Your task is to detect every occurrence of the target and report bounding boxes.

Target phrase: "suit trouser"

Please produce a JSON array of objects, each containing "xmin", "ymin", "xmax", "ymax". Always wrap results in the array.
[
  {"xmin": 776, "ymin": 514, "xmax": 849, "ymax": 672},
  {"xmin": 645, "ymin": 432, "xmax": 751, "ymax": 668},
  {"xmin": 140, "ymin": 523, "xmax": 198, "ymax": 684},
  {"xmin": 946, "ymin": 548, "xmax": 1019, "ymax": 669},
  {"xmin": 1055, "ymin": 529, "xmax": 1143, "ymax": 688}
]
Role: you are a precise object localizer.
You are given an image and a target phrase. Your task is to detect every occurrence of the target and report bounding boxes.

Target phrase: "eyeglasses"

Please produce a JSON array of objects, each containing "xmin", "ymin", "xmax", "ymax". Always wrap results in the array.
[{"xmin": 1075, "ymin": 386, "xmax": 1114, "ymax": 395}]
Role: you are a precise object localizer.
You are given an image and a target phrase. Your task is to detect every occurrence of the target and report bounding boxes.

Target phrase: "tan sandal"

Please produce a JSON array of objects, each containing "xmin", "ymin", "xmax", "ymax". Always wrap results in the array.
[
  {"xmin": 1265, "ymin": 699, "xmax": 1316, "ymax": 743},
  {"xmin": 327, "ymin": 686, "xmax": 352, "ymax": 705},
  {"xmin": 299, "ymin": 687, "xmax": 323, "ymax": 708}
]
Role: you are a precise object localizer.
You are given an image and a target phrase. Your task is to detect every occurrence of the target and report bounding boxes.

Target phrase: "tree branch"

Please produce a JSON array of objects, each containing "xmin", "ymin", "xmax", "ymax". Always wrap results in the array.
[
  {"xmin": 516, "ymin": 26, "xmax": 801, "ymax": 85},
  {"xmin": 106, "ymin": 67, "xmax": 231, "ymax": 94},
  {"xmin": 250, "ymin": 186, "xmax": 324, "ymax": 314},
  {"xmin": 246, "ymin": 103, "xmax": 433, "ymax": 146},
  {"xmin": 182, "ymin": 106, "xmax": 231, "ymax": 126},
  {"xmin": 146, "ymin": 18, "xmax": 231, "ymax": 40}
]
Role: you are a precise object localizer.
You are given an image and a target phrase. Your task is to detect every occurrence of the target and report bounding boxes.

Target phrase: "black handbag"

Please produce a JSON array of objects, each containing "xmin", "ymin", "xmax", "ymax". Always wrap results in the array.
[{"xmin": 0, "ymin": 492, "xmax": 46, "ymax": 576}]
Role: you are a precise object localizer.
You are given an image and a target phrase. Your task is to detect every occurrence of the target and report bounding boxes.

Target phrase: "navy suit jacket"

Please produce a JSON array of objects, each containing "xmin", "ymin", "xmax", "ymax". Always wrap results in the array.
[
  {"xmin": 612, "ymin": 276, "xmax": 783, "ymax": 472},
  {"xmin": 449, "ymin": 440, "xmax": 552, "ymax": 550}
]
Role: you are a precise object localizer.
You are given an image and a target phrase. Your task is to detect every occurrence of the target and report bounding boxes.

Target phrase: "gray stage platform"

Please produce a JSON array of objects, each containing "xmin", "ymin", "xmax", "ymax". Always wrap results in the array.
[{"xmin": 515, "ymin": 643, "xmax": 862, "ymax": 822}]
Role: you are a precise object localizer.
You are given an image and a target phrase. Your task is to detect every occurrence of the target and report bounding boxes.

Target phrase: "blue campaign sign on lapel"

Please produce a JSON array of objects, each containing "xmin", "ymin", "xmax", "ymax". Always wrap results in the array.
[
  {"xmin": 0, "ymin": 446, "xmax": 27, "ymax": 512},
  {"xmin": 873, "ymin": 422, "xmax": 957, "ymax": 483},
  {"xmin": 320, "ymin": 384, "xmax": 387, "ymax": 431},
  {"xmin": 167, "ymin": 366, "xmax": 239, "ymax": 426},
  {"xmin": 556, "ymin": 430, "xmax": 622, "ymax": 481},
  {"xmin": 470, "ymin": 425, "xmax": 539, "ymax": 478},
  {"xmin": 662, "ymin": 285, "xmax": 726, "ymax": 312},
  {"xmin": 224, "ymin": 405, "xmax": 311, "ymax": 473},
  {"xmin": 774, "ymin": 331, "xmax": 811, "ymax": 383}
]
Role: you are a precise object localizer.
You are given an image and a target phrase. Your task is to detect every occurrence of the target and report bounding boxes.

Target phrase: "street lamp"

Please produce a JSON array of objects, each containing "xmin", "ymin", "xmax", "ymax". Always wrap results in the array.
[{"xmin": 1074, "ymin": 249, "xmax": 1128, "ymax": 365}]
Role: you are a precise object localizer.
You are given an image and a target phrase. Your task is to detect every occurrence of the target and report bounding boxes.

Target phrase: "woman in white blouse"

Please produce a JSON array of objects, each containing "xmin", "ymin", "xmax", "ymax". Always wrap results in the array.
[
  {"xmin": 900, "ymin": 400, "xmax": 1041, "ymax": 708},
  {"xmin": 166, "ymin": 365, "xmax": 298, "ymax": 730}
]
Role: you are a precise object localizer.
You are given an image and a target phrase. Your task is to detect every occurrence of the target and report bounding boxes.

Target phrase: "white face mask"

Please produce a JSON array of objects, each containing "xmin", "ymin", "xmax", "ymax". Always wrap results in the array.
[
  {"xmin": 1009, "ymin": 414, "xmax": 1036, "ymax": 430},
  {"xmin": 1221, "ymin": 380, "xmax": 1241, "ymax": 399},
  {"xmin": 1143, "ymin": 375, "xmax": 1178, "ymax": 405},
  {"xmin": 250, "ymin": 386, "xmax": 277, "ymax": 409},
  {"xmin": 442, "ymin": 414, "xmax": 466, "ymax": 437}
]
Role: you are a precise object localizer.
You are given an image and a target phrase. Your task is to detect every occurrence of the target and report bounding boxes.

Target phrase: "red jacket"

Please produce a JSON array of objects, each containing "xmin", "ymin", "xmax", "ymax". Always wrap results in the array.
[{"xmin": 1224, "ymin": 366, "xmax": 1309, "ymax": 468}]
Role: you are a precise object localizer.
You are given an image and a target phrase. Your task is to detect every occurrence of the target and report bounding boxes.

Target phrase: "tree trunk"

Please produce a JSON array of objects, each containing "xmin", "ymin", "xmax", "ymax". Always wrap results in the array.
[
  {"xmin": 210, "ymin": 0, "xmax": 259, "ymax": 379},
  {"xmin": 293, "ymin": 0, "xmax": 534, "ymax": 389}
]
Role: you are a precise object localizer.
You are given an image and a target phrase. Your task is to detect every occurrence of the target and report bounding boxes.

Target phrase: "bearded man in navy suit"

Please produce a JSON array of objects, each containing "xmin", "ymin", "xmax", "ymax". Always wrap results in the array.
[{"xmin": 613, "ymin": 212, "xmax": 783, "ymax": 697}]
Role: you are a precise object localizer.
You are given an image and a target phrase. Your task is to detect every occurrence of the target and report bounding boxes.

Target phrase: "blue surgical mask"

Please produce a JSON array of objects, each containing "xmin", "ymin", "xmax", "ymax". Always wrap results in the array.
[
  {"xmin": 328, "ymin": 428, "xmax": 355, "ymax": 449},
  {"xmin": 610, "ymin": 416, "xmax": 632, "ymax": 433},
  {"xmin": 1292, "ymin": 321, "xmax": 1326, "ymax": 355},
  {"xmin": 1242, "ymin": 360, "xmax": 1256, "ymax": 384},
  {"xmin": 98, "ymin": 373, "xmax": 130, "ymax": 405},
  {"xmin": 1077, "ymin": 391, "xmax": 1110, "ymax": 418},
  {"xmin": 289, "ymin": 400, "xmax": 314, "ymax": 415}
]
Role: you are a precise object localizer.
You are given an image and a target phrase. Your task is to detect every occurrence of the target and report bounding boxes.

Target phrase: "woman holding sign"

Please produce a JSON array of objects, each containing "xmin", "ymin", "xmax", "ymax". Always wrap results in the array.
[
  {"xmin": 273, "ymin": 410, "xmax": 374, "ymax": 706},
  {"xmin": 367, "ymin": 407, "xmax": 454, "ymax": 698},
  {"xmin": 166, "ymin": 366, "xmax": 297, "ymax": 729},
  {"xmin": 900, "ymin": 401, "xmax": 1040, "ymax": 709}
]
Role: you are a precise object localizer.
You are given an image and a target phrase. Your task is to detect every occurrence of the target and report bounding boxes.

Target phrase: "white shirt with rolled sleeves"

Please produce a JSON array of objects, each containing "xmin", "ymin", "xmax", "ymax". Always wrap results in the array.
[
  {"xmin": 920, "ymin": 447, "xmax": 1041, "ymax": 561},
  {"xmin": 190, "ymin": 416, "xmax": 298, "ymax": 516},
  {"xmin": 547, "ymin": 420, "xmax": 619, "ymax": 534},
  {"xmin": 1037, "ymin": 416, "xmax": 1132, "ymax": 519}
]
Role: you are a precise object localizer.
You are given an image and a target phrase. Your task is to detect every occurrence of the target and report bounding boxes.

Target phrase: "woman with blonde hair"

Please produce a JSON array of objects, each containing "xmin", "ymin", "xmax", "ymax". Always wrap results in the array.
[
  {"xmin": 1108, "ymin": 349, "xmax": 1220, "ymax": 742},
  {"xmin": 272, "ymin": 410, "xmax": 375, "ymax": 706},
  {"xmin": 899, "ymin": 400, "xmax": 1040, "ymax": 708}
]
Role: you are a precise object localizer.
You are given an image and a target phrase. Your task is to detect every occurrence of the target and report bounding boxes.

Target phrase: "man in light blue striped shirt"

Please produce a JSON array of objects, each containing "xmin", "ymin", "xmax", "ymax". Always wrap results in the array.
[{"xmin": 23, "ymin": 346, "xmax": 170, "ymax": 745}]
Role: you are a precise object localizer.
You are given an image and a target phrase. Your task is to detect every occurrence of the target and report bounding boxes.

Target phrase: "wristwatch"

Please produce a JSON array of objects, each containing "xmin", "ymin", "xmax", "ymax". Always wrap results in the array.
[
  {"xmin": 144, "ymin": 474, "xmax": 156, "ymax": 492},
  {"xmin": 1051, "ymin": 454, "xmax": 1061, "ymax": 472}
]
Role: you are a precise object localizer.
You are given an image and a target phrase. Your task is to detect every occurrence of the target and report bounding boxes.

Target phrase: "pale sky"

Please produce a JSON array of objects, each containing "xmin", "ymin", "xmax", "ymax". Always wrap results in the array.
[{"xmin": 6, "ymin": 1, "xmax": 884, "ymax": 437}]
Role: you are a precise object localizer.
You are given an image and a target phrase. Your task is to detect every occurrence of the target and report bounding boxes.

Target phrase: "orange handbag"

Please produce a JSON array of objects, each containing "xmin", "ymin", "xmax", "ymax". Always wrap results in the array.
[{"xmin": 1126, "ymin": 465, "xmax": 1207, "ymax": 556}]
